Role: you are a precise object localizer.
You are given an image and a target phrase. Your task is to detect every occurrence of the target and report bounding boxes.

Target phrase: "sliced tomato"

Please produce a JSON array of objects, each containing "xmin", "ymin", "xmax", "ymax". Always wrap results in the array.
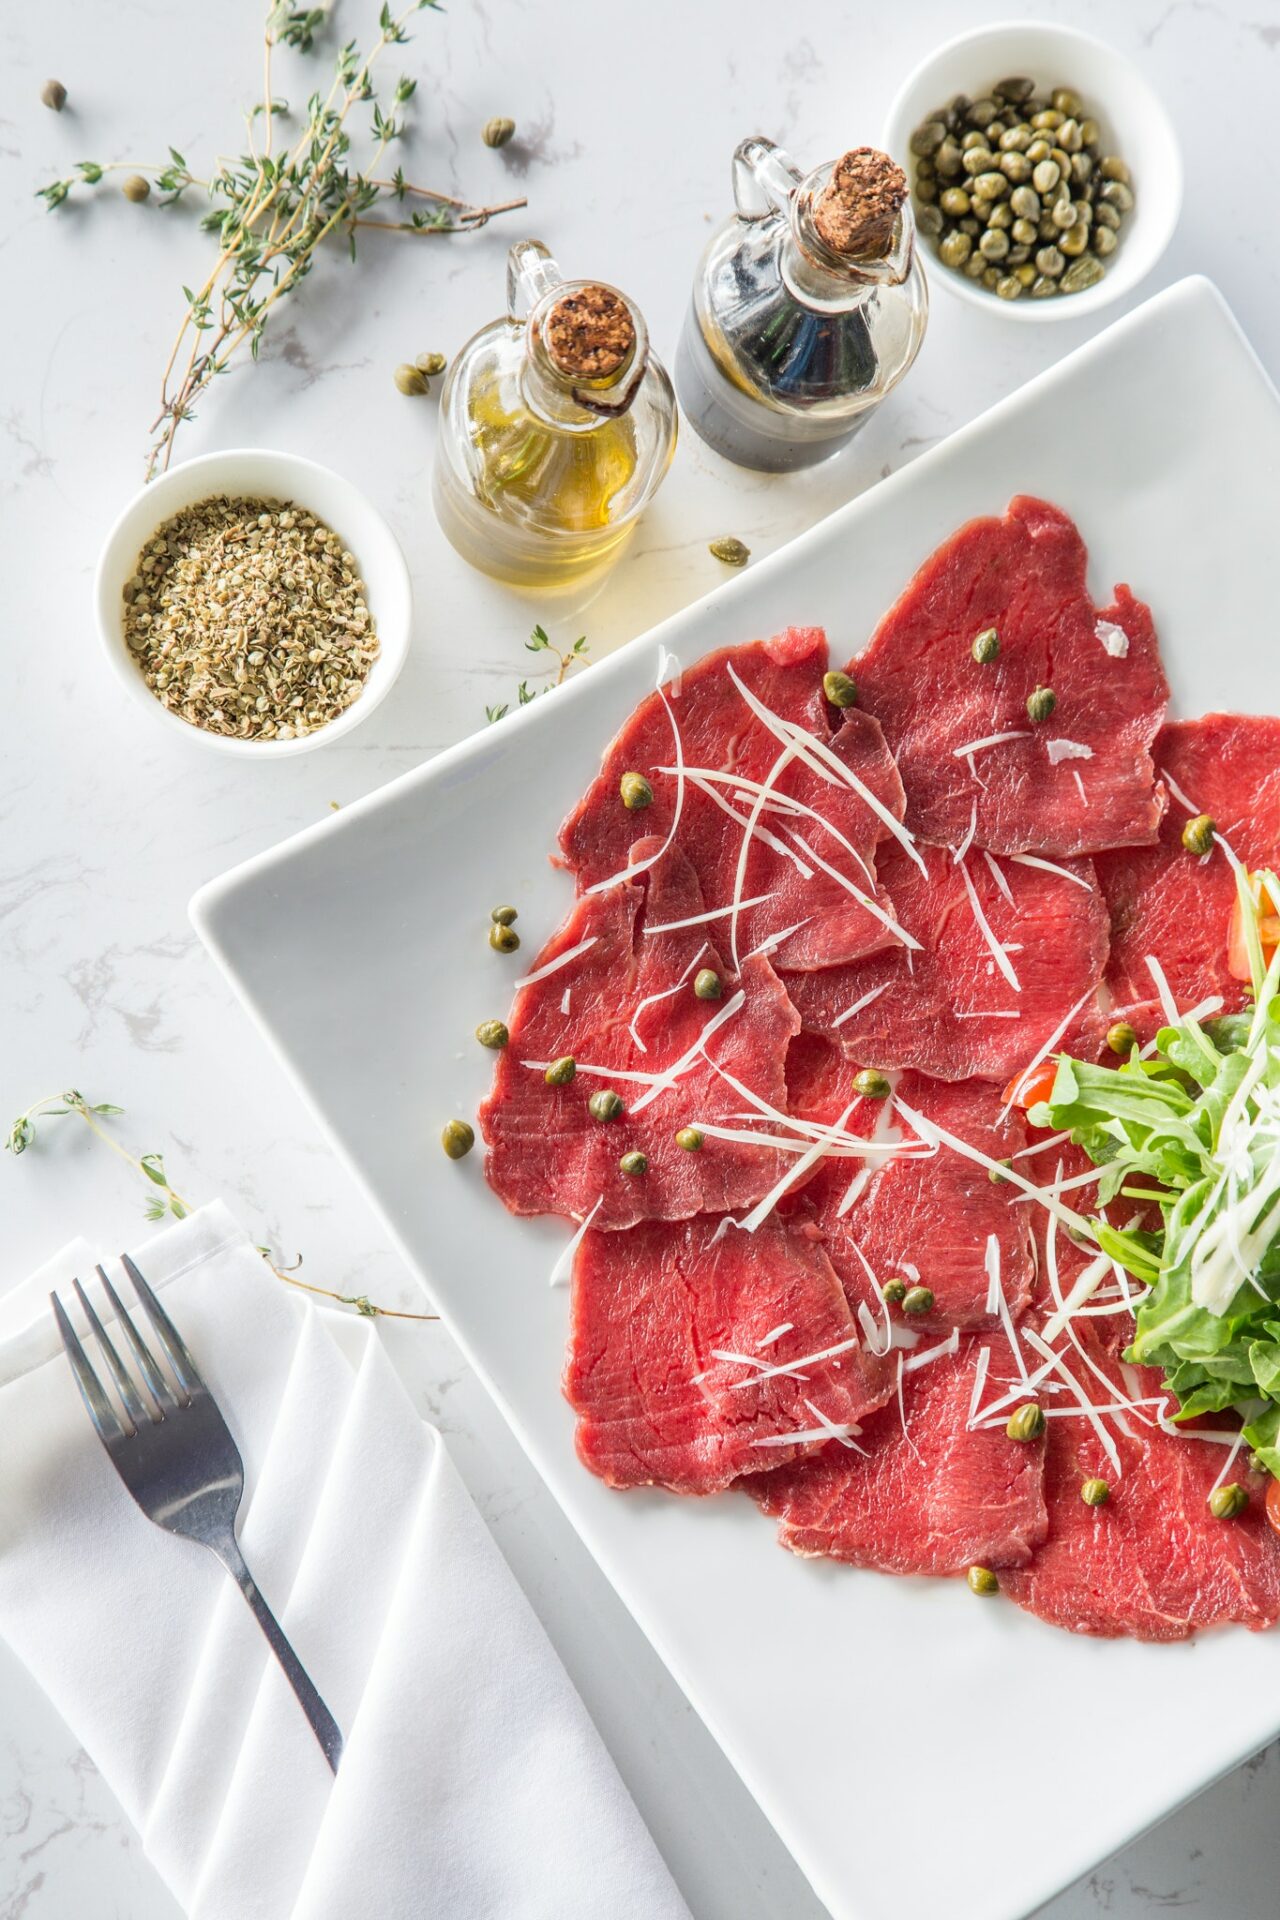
[
  {"xmin": 1002, "ymin": 1059, "xmax": 1060, "ymax": 1111},
  {"xmin": 1266, "ymin": 1472, "xmax": 1280, "ymax": 1540},
  {"xmin": 1227, "ymin": 874, "xmax": 1280, "ymax": 984}
]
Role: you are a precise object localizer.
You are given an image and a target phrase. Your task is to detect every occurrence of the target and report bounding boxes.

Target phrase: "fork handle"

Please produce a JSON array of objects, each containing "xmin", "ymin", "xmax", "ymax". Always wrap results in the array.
[{"xmin": 213, "ymin": 1537, "xmax": 344, "ymax": 1772}]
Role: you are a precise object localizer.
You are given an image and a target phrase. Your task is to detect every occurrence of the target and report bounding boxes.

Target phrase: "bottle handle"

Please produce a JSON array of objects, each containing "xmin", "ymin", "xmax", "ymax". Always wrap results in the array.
[
  {"xmin": 506, "ymin": 238, "xmax": 564, "ymax": 321},
  {"xmin": 732, "ymin": 136, "xmax": 805, "ymax": 221}
]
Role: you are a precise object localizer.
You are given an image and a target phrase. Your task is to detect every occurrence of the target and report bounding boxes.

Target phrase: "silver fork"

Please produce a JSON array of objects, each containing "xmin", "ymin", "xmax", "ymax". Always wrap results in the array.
[{"xmin": 52, "ymin": 1253, "xmax": 343, "ymax": 1772}]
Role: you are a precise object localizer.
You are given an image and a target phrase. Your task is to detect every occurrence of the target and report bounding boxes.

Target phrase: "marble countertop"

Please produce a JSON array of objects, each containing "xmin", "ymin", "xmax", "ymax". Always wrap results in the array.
[{"xmin": 4, "ymin": 1, "xmax": 1280, "ymax": 1914}]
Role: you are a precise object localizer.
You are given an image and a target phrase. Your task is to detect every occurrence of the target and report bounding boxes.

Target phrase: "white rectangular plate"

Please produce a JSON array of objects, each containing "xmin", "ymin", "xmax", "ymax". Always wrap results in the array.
[{"xmin": 192, "ymin": 278, "xmax": 1280, "ymax": 1920}]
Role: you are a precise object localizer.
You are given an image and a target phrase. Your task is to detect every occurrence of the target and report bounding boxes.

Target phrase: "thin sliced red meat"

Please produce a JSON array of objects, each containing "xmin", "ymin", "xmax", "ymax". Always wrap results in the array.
[
  {"xmin": 558, "ymin": 627, "xmax": 908, "ymax": 972},
  {"xmin": 752, "ymin": 1335, "xmax": 1047, "ymax": 1574},
  {"xmin": 850, "ymin": 496, "xmax": 1169, "ymax": 856},
  {"xmin": 785, "ymin": 1033, "xmax": 1033, "ymax": 1330},
  {"xmin": 782, "ymin": 841, "xmax": 1109, "ymax": 1081},
  {"xmin": 1000, "ymin": 1328, "xmax": 1280, "ymax": 1639},
  {"xmin": 1095, "ymin": 713, "xmax": 1280, "ymax": 1011},
  {"xmin": 566, "ymin": 1208, "xmax": 893, "ymax": 1494},
  {"xmin": 479, "ymin": 841, "xmax": 800, "ymax": 1229}
]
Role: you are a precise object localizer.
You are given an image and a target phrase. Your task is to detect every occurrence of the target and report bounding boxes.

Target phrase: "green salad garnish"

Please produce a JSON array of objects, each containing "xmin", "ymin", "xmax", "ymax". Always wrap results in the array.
[{"xmin": 1030, "ymin": 865, "xmax": 1280, "ymax": 1474}]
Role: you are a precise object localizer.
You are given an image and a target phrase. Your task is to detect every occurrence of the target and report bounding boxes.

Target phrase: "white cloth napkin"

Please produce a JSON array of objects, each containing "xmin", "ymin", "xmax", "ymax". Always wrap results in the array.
[{"xmin": 0, "ymin": 1202, "xmax": 691, "ymax": 1920}]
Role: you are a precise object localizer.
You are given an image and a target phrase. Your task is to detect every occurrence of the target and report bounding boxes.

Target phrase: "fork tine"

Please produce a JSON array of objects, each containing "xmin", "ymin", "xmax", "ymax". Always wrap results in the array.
[
  {"xmin": 95, "ymin": 1264, "xmax": 177, "ymax": 1415},
  {"xmin": 73, "ymin": 1278, "xmax": 146, "ymax": 1434},
  {"xmin": 51, "ymin": 1291, "xmax": 125, "ymax": 1446},
  {"xmin": 119, "ymin": 1252, "xmax": 203, "ymax": 1401}
]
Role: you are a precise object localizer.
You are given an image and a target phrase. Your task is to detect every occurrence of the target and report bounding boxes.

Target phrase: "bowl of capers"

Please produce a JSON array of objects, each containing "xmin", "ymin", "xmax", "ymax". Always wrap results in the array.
[{"xmin": 884, "ymin": 21, "xmax": 1181, "ymax": 318}]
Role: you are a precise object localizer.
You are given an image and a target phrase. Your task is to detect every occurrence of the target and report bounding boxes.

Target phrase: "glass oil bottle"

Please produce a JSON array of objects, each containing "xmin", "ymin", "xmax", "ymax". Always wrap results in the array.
[
  {"xmin": 676, "ymin": 140, "xmax": 929, "ymax": 472},
  {"xmin": 433, "ymin": 240, "xmax": 678, "ymax": 591}
]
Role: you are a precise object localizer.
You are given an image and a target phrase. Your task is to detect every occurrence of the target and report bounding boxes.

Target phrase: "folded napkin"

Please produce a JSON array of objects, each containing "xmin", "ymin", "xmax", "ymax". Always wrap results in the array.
[{"xmin": 0, "ymin": 1203, "xmax": 691, "ymax": 1920}]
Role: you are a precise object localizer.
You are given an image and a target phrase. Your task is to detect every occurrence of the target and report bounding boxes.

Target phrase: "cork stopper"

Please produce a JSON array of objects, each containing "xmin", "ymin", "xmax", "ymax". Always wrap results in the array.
[
  {"xmin": 543, "ymin": 284, "xmax": 636, "ymax": 380},
  {"xmin": 812, "ymin": 147, "xmax": 908, "ymax": 259}
]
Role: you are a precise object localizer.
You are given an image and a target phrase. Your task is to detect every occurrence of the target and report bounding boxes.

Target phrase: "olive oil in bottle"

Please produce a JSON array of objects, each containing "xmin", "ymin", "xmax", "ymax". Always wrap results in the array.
[
  {"xmin": 433, "ymin": 240, "xmax": 678, "ymax": 590},
  {"xmin": 676, "ymin": 140, "xmax": 929, "ymax": 472}
]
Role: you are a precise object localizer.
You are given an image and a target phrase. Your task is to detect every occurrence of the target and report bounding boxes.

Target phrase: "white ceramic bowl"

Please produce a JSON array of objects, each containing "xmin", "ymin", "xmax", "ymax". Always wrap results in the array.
[
  {"xmin": 94, "ymin": 448, "xmax": 412, "ymax": 757},
  {"xmin": 884, "ymin": 21, "xmax": 1182, "ymax": 323}
]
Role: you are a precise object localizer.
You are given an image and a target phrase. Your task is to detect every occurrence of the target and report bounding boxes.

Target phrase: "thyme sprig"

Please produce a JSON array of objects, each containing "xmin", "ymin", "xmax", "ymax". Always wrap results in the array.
[
  {"xmin": 36, "ymin": 1, "xmax": 527, "ymax": 478},
  {"xmin": 6, "ymin": 1091, "xmax": 437, "ymax": 1323},
  {"xmin": 485, "ymin": 624, "xmax": 590, "ymax": 724}
]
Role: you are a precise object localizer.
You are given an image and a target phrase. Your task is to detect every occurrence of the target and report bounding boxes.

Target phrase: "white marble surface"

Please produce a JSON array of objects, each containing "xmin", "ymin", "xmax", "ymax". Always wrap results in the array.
[{"xmin": 2, "ymin": 1, "xmax": 1279, "ymax": 1914}]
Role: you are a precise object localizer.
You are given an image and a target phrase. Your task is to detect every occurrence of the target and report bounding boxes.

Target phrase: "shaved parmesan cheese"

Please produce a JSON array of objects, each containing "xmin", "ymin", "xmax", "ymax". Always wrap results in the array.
[
  {"xmin": 996, "ymin": 986, "xmax": 1096, "ymax": 1118},
  {"xmin": 1022, "ymin": 1327, "xmax": 1123, "ymax": 1477},
  {"xmin": 1013, "ymin": 1128, "xmax": 1073, "ymax": 1162},
  {"xmin": 982, "ymin": 850, "xmax": 1016, "ymax": 908},
  {"xmin": 1071, "ymin": 769, "xmax": 1088, "ymax": 806},
  {"xmin": 514, "ymin": 936, "xmax": 598, "ymax": 989},
  {"xmin": 728, "ymin": 1333, "xmax": 863, "ymax": 1390},
  {"xmin": 728, "ymin": 736, "xmax": 801, "ymax": 971},
  {"xmin": 585, "ymin": 649, "xmax": 686, "ymax": 896},
  {"xmin": 781, "ymin": 826, "xmax": 921, "ymax": 950},
  {"xmin": 967, "ymin": 1344, "xmax": 990, "ymax": 1426},
  {"xmin": 548, "ymin": 1197, "xmax": 603, "ymax": 1288},
  {"xmin": 710, "ymin": 1348, "xmax": 773, "ymax": 1372},
  {"xmin": 757, "ymin": 1322, "xmax": 793, "ymax": 1348},
  {"xmin": 802, "ymin": 1398, "xmax": 868, "ymax": 1451},
  {"xmin": 1161, "ymin": 769, "xmax": 1200, "ymax": 816},
  {"xmin": 958, "ymin": 856, "xmax": 1021, "ymax": 992},
  {"xmin": 724, "ymin": 661, "xmax": 927, "ymax": 874},
  {"xmin": 644, "ymin": 894, "xmax": 777, "ymax": 934},
  {"xmin": 628, "ymin": 988, "xmax": 746, "ymax": 1114},
  {"xmin": 751, "ymin": 1421, "xmax": 864, "ymax": 1449},
  {"xmin": 1046, "ymin": 738, "xmax": 1094, "ymax": 765},
  {"xmin": 903, "ymin": 1328, "xmax": 960, "ymax": 1373},
  {"xmin": 743, "ymin": 919, "xmax": 811, "ymax": 961},
  {"xmin": 734, "ymin": 1097, "xmax": 862, "ymax": 1232},
  {"xmin": 820, "ymin": 977, "xmax": 893, "ymax": 1030},
  {"xmin": 951, "ymin": 730, "xmax": 1030, "ymax": 759},
  {"xmin": 561, "ymin": 988, "xmax": 572, "ymax": 1015},
  {"xmin": 1008, "ymin": 852, "xmax": 1095, "ymax": 892},
  {"xmin": 896, "ymin": 1353, "xmax": 923, "ymax": 1462},
  {"xmin": 626, "ymin": 943, "xmax": 708, "ymax": 1053},
  {"xmin": 895, "ymin": 1092, "xmax": 1096, "ymax": 1239},
  {"xmin": 1144, "ymin": 953, "xmax": 1182, "ymax": 1027},
  {"xmin": 956, "ymin": 1009, "xmax": 1021, "ymax": 1019},
  {"xmin": 952, "ymin": 799, "xmax": 978, "ymax": 865},
  {"xmin": 1095, "ymin": 619, "xmax": 1129, "ymax": 658},
  {"xmin": 679, "ymin": 769, "xmax": 814, "ymax": 876}
]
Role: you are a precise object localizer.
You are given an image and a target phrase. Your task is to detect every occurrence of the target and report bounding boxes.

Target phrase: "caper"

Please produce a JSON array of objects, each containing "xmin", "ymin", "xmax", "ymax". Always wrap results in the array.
[
  {"xmin": 940, "ymin": 186, "xmax": 972, "ymax": 217},
  {"xmin": 986, "ymin": 202, "xmax": 1014, "ymax": 231},
  {"xmin": 620, "ymin": 770, "xmax": 654, "ymax": 811},
  {"xmin": 395, "ymin": 363, "xmax": 429, "ymax": 396},
  {"xmin": 967, "ymin": 1565, "xmax": 1000, "ymax": 1595},
  {"xmin": 489, "ymin": 922, "xmax": 520, "ymax": 953},
  {"xmin": 1182, "ymin": 813, "xmax": 1216, "ymax": 855},
  {"xmin": 1080, "ymin": 118, "xmax": 1101, "ymax": 147},
  {"xmin": 973, "ymin": 170, "xmax": 1008, "ymax": 202},
  {"xmin": 619, "ymin": 1149, "xmax": 649, "ymax": 1176},
  {"xmin": 1031, "ymin": 107, "xmax": 1064, "ymax": 130},
  {"xmin": 121, "ymin": 174, "xmax": 152, "ymax": 203},
  {"xmin": 971, "ymin": 626, "xmax": 1000, "ymax": 664},
  {"xmin": 1100, "ymin": 155, "xmax": 1131, "ymax": 184},
  {"xmin": 441, "ymin": 1118, "xmax": 475, "ymax": 1160},
  {"xmin": 988, "ymin": 1157, "xmax": 1013, "ymax": 1184},
  {"xmin": 482, "ymin": 115, "xmax": 517, "ymax": 148},
  {"xmin": 916, "ymin": 202, "xmax": 943, "ymax": 234},
  {"xmin": 1094, "ymin": 225, "xmax": 1118, "ymax": 257},
  {"xmin": 982, "ymin": 265, "xmax": 1001, "ymax": 290},
  {"xmin": 939, "ymin": 230, "xmax": 973, "ymax": 269},
  {"xmin": 962, "ymin": 147, "xmax": 995, "ymax": 176},
  {"xmin": 1209, "ymin": 1483, "xmax": 1249, "ymax": 1519},
  {"xmin": 1014, "ymin": 261, "xmax": 1037, "ymax": 286},
  {"xmin": 978, "ymin": 228, "xmax": 1010, "ymax": 262},
  {"xmin": 1106, "ymin": 1020, "xmax": 1139, "ymax": 1056},
  {"xmin": 1061, "ymin": 254, "xmax": 1105, "ymax": 293},
  {"xmin": 1058, "ymin": 223, "xmax": 1090, "ymax": 257},
  {"xmin": 999, "ymin": 123, "xmax": 1033, "ymax": 150},
  {"xmin": 964, "ymin": 254, "xmax": 987, "ymax": 279},
  {"xmin": 1100, "ymin": 179, "xmax": 1135, "ymax": 212},
  {"xmin": 999, "ymin": 150, "xmax": 1032, "ymax": 183},
  {"xmin": 960, "ymin": 130, "xmax": 986, "ymax": 152},
  {"xmin": 1025, "ymin": 137, "xmax": 1052, "ymax": 165},
  {"xmin": 589, "ymin": 1089, "xmax": 625, "ymax": 1123},
  {"xmin": 1027, "ymin": 685, "xmax": 1057, "ymax": 724},
  {"xmin": 491, "ymin": 904, "xmax": 519, "ymax": 926},
  {"xmin": 476, "ymin": 1018, "xmax": 509, "ymax": 1050},
  {"xmin": 902, "ymin": 1285, "xmax": 934, "ymax": 1316},
  {"xmin": 1036, "ymin": 244, "xmax": 1065, "ymax": 277},
  {"xmin": 1051, "ymin": 87, "xmax": 1082, "ymax": 117},
  {"xmin": 544, "ymin": 1055, "xmax": 576, "ymax": 1086},
  {"xmin": 1010, "ymin": 184, "xmax": 1040, "ymax": 219},
  {"xmin": 709, "ymin": 536, "xmax": 751, "ymax": 567},
  {"xmin": 1070, "ymin": 152, "xmax": 1093, "ymax": 185},
  {"xmin": 675, "ymin": 1126, "xmax": 703, "ymax": 1152},
  {"xmin": 967, "ymin": 97, "xmax": 1000, "ymax": 125},
  {"xmin": 853, "ymin": 1068, "xmax": 891, "ymax": 1099},
  {"xmin": 996, "ymin": 274, "xmax": 1024, "ymax": 299},
  {"xmin": 1031, "ymin": 159, "xmax": 1060, "ymax": 194},
  {"xmin": 910, "ymin": 119, "xmax": 948, "ymax": 156},
  {"xmin": 1081, "ymin": 1478, "xmax": 1111, "ymax": 1508},
  {"xmin": 995, "ymin": 75, "xmax": 1034, "ymax": 103},
  {"xmin": 41, "ymin": 77, "xmax": 67, "ymax": 111},
  {"xmin": 1011, "ymin": 218, "xmax": 1038, "ymax": 245},
  {"xmin": 984, "ymin": 121, "xmax": 1005, "ymax": 144},
  {"xmin": 1030, "ymin": 274, "xmax": 1059, "ymax": 298},
  {"xmin": 1094, "ymin": 201, "xmax": 1121, "ymax": 230},
  {"xmin": 1051, "ymin": 197, "xmax": 1078, "ymax": 230},
  {"xmin": 1007, "ymin": 1402, "xmax": 1046, "ymax": 1442},
  {"xmin": 935, "ymin": 139, "xmax": 964, "ymax": 179},
  {"xmin": 1057, "ymin": 117, "xmax": 1083, "ymax": 153},
  {"xmin": 693, "ymin": 968, "xmax": 723, "ymax": 1002},
  {"xmin": 823, "ymin": 669, "xmax": 859, "ymax": 708},
  {"xmin": 882, "ymin": 1278, "xmax": 908, "ymax": 1304},
  {"xmin": 415, "ymin": 350, "xmax": 448, "ymax": 377}
]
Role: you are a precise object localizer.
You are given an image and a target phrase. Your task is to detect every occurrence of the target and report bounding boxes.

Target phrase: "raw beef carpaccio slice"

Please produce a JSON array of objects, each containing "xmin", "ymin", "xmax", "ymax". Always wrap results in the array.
[
  {"xmin": 752, "ymin": 1335, "xmax": 1048, "ymax": 1575},
  {"xmin": 1000, "ymin": 1328, "xmax": 1280, "ymax": 1639},
  {"xmin": 565, "ymin": 1208, "xmax": 894, "ymax": 1495},
  {"xmin": 1094, "ymin": 713, "xmax": 1280, "ymax": 1012},
  {"xmin": 849, "ymin": 496, "xmax": 1169, "ymax": 857},
  {"xmin": 781, "ymin": 841, "xmax": 1109, "ymax": 1081},
  {"xmin": 479, "ymin": 841, "xmax": 801, "ymax": 1230},
  {"xmin": 558, "ymin": 627, "xmax": 909, "ymax": 972},
  {"xmin": 785, "ymin": 1033, "xmax": 1034, "ymax": 1330}
]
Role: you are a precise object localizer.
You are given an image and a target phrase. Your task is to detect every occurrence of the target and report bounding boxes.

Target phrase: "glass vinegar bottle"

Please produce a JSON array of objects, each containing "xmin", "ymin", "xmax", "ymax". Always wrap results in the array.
[
  {"xmin": 433, "ymin": 240, "xmax": 678, "ymax": 591},
  {"xmin": 676, "ymin": 139, "xmax": 929, "ymax": 472}
]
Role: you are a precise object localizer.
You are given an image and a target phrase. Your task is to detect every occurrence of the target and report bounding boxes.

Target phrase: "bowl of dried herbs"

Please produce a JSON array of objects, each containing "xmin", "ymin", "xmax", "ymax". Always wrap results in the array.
[{"xmin": 95, "ymin": 449, "xmax": 412, "ymax": 756}]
